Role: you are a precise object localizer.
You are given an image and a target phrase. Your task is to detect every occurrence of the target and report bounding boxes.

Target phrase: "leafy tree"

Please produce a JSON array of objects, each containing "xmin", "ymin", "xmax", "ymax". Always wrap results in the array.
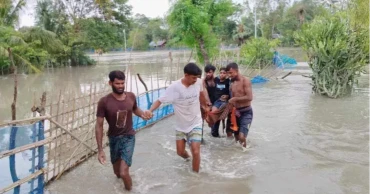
[
  {"xmin": 80, "ymin": 18, "xmax": 123, "ymax": 51},
  {"xmin": 127, "ymin": 29, "xmax": 149, "ymax": 50},
  {"xmin": 167, "ymin": 0, "xmax": 234, "ymax": 64}
]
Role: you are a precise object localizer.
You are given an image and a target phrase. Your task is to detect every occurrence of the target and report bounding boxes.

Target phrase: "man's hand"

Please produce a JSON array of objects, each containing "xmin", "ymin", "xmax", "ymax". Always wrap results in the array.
[
  {"xmin": 141, "ymin": 110, "xmax": 153, "ymax": 120},
  {"xmin": 228, "ymin": 97, "xmax": 236, "ymax": 105},
  {"xmin": 98, "ymin": 150, "xmax": 106, "ymax": 165}
]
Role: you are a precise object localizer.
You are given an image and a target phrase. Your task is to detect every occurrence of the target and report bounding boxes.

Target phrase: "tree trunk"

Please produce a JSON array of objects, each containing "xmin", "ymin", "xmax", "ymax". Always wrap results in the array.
[{"xmin": 197, "ymin": 37, "xmax": 210, "ymax": 65}]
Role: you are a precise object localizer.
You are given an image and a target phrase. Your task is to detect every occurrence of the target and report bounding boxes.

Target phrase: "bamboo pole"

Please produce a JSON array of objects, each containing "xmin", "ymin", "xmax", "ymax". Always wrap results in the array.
[
  {"xmin": 130, "ymin": 67, "xmax": 133, "ymax": 93},
  {"xmin": 0, "ymin": 116, "xmax": 50, "ymax": 128},
  {"xmin": 70, "ymin": 92, "xmax": 76, "ymax": 150},
  {"xmin": 0, "ymin": 137, "xmax": 56, "ymax": 159},
  {"xmin": 53, "ymin": 129, "xmax": 91, "ymax": 181},
  {"xmin": 187, "ymin": 49, "xmax": 193, "ymax": 63},
  {"xmin": 46, "ymin": 100, "xmax": 53, "ymax": 182},
  {"xmin": 49, "ymin": 118, "xmax": 96, "ymax": 152},
  {"xmin": 87, "ymin": 84, "xmax": 94, "ymax": 156},
  {"xmin": 169, "ymin": 52, "xmax": 173, "ymax": 84},
  {"xmin": 49, "ymin": 119, "xmax": 96, "ymax": 152},
  {"xmin": 0, "ymin": 169, "xmax": 44, "ymax": 194},
  {"xmin": 150, "ymin": 63, "xmax": 154, "ymax": 102},
  {"xmin": 156, "ymin": 67, "xmax": 160, "ymax": 94},
  {"xmin": 44, "ymin": 90, "xmax": 108, "ymax": 108},
  {"xmin": 11, "ymin": 69, "xmax": 17, "ymax": 121},
  {"xmin": 52, "ymin": 90, "xmax": 62, "ymax": 176},
  {"xmin": 57, "ymin": 90, "xmax": 66, "ymax": 175}
]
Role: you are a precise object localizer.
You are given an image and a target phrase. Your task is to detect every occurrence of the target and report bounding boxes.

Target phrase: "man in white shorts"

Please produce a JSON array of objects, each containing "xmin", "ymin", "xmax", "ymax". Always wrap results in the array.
[{"xmin": 148, "ymin": 63, "xmax": 209, "ymax": 172}]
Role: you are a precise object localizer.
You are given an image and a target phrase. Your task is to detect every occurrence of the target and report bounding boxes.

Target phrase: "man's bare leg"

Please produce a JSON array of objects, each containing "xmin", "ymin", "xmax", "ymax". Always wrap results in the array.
[
  {"xmin": 113, "ymin": 160, "xmax": 120, "ymax": 178},
  {"xmin": 227, "ymin": 131, "xmax": 240, "ymax": 142},
  {"xmin": 118, "ymin": 159, "xmax": 132, "ymax": 191},
  {"xmin": 239, "ymin": 132, "xmax": 247, "ymax": 148},
  {"xmin": 190, "ymin": 142, "xmax": 201, "ymax": 172},
  {"xmin": 176, "ymin": 139, "xmax": 190, "ymax": 159},
  {"xmin": 226, "ymin": 132, "xmax": 233, "ymax": 139}
]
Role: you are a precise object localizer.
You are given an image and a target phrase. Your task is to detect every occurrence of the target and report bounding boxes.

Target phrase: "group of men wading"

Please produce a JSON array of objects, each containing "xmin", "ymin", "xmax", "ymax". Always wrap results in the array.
[{"xmin": 95, "ymin": 62, "xmax": 253, "ymax": 191}]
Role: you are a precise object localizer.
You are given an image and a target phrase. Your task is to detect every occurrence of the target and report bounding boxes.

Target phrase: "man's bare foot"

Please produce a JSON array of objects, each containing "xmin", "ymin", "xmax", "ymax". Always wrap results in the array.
[{"xmin": 185, "ymin": 156, "xmax": 191, "ymax": 162}]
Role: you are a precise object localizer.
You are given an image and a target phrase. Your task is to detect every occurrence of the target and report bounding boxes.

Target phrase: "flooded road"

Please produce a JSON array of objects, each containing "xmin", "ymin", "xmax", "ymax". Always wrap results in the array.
[{"xmin": 45, "ymin": 73, "xmax": 369, "ymax": 194}]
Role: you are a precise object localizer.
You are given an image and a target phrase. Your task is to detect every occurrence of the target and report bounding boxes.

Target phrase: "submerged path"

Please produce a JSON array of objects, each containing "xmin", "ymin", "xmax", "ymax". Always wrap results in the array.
[{"xmin": 46, "ymin": 75, "xmax": 369, "ymax": 194}]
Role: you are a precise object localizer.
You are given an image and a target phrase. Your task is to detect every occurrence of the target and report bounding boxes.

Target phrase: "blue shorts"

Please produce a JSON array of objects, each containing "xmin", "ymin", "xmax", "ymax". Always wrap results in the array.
[
  {"xmin": 237, "ymin": 107, "xmax": 253, "ymax": 136},
  {"xmin": 108, "ymin": 135, "xmax": 135, "ymax": 166},
  {"xmin": 213, "ymin": 99, "xmax": 227, "ymax": 109}
]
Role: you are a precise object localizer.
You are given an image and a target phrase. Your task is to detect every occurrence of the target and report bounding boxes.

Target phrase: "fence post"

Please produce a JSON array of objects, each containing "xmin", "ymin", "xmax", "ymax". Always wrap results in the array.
[
  {"xmin": 9, "ymin": 126, "xmax": 20, "ymax": 194},
  {"xmin": 37, "ymin": 121, "xmax": 45, "ymax": 193}
]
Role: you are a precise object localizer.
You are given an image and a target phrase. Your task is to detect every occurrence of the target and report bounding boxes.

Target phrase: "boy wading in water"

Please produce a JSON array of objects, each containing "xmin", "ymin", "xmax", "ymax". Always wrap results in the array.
[
  {"xmin": 148, "ymin": 63, "xmax": 209, "ymax": 172},
  {"xmin": 202, "ymin": 65, "xmax": 230, "ymax": 135},
  {"xmin": 95, "ymin": 70, "xmax": 152, "ymax": 191},
  {"xmin": 226, "ymin": 63, "xmax": 253, "ymax": 150}
]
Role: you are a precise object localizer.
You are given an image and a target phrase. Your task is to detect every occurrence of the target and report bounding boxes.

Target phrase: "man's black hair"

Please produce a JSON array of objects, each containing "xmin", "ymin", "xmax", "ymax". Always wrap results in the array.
[
  {"xmin": 226, "ymin": 62, "xmax": 239, "ymax": 71},
  {"xmin": 204, "ymin": 64, "xmax": 216, "ymax": 73},
  {"xmin": 219, "ymin": 67, "xmax": 227, "ymax": 72},
  {"xmin": 109, "ymin": 70, "xmax": 126, "ymax": 82},
  {"xmin": 184, "ymin": 63, "xmax": 202, "ymax": 76}
]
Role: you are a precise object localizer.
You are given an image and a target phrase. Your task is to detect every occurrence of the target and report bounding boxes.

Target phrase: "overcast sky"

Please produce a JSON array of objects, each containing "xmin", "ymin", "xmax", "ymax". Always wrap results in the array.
[{"xmin": 19, "ymin": 0, "xmax": 245, "ymax": 27}]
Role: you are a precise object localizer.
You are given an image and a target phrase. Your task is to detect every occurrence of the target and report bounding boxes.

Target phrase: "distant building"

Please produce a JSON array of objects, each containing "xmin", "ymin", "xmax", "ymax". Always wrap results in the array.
[
  {"xmin": 272, "ymin": 34, "xmax": 283, "ymax": 39},
  {"xmin": 149, "ymin": 40, "xmax": 167, "ymax": 48}
]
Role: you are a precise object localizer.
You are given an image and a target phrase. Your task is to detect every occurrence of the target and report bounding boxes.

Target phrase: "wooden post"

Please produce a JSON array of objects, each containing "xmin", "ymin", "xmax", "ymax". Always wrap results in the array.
[
  {"xmin": 169, "ymin": 52, "xmax": 173, "ymax": 84},
  {"xmin": 37, "ymin": 92, "xmax": 46, "ymax": 193},
  {"xmin": 53, "ymin": 90, "xmax": 62, "ymax": 177},
  {"xmin": 8, "ymin": 47, "xmax": 20, "ymax": 194}
]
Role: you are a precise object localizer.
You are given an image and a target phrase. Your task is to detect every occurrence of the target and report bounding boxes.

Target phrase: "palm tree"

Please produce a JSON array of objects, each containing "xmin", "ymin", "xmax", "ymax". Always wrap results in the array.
[
  {"xmin": 0, "ymin": 0, "xmax": 26, "ymax": 27},
  {"xmin": 232, "ymin": 23, "xmax": 252, "ymax": 46}
]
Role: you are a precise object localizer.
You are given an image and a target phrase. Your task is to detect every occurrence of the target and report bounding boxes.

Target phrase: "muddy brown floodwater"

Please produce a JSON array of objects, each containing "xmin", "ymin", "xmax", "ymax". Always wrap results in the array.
[
  {"xmin": 45, "ymin": 68, "xmax": 369, "ymax": 194},
  {"xmin": 0, "ymin": 50, "xmax": 368, "ymax": 194}
]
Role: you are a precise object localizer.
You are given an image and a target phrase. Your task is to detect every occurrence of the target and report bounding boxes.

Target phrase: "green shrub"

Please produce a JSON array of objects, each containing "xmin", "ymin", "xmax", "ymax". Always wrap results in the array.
[
  {"xmin": 294, "ymin": 13, "xmax": 369, "ymax": 98},
  {"xmin": 240, "ymin": 37, "xmax": 280, "ymax": 68}
]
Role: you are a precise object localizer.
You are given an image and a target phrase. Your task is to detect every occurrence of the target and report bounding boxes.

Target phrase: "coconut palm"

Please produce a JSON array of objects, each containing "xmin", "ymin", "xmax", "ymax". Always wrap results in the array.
[
  {"xmin": 0, "ymin": 0, "xmax": 26, "ymax": 27},
  {"xmin": 232, "ymin": 23, "xmax": 252, "ymax": 46}
]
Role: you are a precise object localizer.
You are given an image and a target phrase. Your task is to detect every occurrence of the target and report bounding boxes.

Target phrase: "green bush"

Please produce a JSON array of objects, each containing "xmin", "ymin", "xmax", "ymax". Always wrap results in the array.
[
  {"xmin": 294, "ymin": 13, "xmax": 369, "ymax": 98},
  {"xmin": 240, "ymin": 37, "xmax": 280, "ymax": 68}
]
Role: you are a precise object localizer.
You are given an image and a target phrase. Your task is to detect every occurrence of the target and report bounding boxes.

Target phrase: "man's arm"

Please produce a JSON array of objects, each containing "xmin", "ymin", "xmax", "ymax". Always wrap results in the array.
[
  {"xmin": 149, "ymin": 84, "xmax": 176, "ymax": 112},
  {"xmin": 133, "ymin": 107, "xmax": 145, "ymax": 117},
  {"xmin": 95, "ymin": 117, "xmax": 105, "ymax": 152},
  {"xmin": 149, "ymin": 100, "xmax": 162, "ymax": 112},
  {"xmin": 131, "ymin": 94, "xmax": 146, "ymax": 118},
  {"xmin": 202, "ymin": 78, "xmax": 212, "ymax": 105},
  {"xmin": 235, "ymin": 78, "xmax": 253, "ymax": 102},
  {"xmin": 199, "ymin": 91, "xmax": 209, "ymax": 111}
]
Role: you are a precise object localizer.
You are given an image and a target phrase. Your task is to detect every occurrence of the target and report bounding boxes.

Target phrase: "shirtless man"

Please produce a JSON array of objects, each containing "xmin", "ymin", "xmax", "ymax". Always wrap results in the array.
[{"xmin": 225, "ymin": 62, "xmax": 253, "ymax": 150}]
